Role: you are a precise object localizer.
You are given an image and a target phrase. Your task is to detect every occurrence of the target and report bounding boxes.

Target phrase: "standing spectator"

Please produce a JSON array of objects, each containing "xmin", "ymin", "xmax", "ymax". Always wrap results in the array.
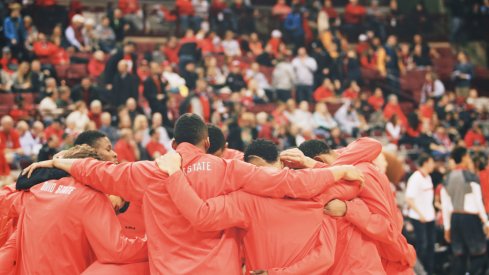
[
  {"xmin": 272, "ymin": 0, "xmax": 291, "ymax": 22},
  {"xmin": 176, "ymin": 0, "xmax": 195, "ymax": 34},
  {"xmin": 143, "ymin": 62, "xmax": 169, "ymax": 120},
  {"xmin": 99, "ymin": 112, "xmax": 119, "ymax": 144},
  {"xmin": 384, "ymin": 35, "xmax": 401, "ymax": 93},
  {"xmin": 292, "ymin": 47, "xmax": 317, "ymax": 103},
  {"xmin": 96, "ymin": 16, "xmax": 116, "ymax": 53},
  {"xmin": 406, "ymin": 154, "xmax": 436, "ymax": 275},
  {"xmin": 23, "ymin": 16, "xmax": 38, "ymax": 54},
  {"xmin": 343, "ymin": 0, "xmax": 366, "ymax": 41},
  {"xmin": 65, "ymin": 14, "xmax": 87, "ymax": 52},
  {"xmin": 110, "ymin": 60, "xmax": 139, "ymax": 108},
  {"xmin": 272, "ymin": 55, "xmax": 295, "ymax": 102},
  {"xmin": 104, "ymin": 42, "xmax": 137, "ymax": 87},
  {"xmin": 447, "ymin": 0, "xmax": 466, "ymax": 43},
  {"xmin": 345, "ymin": 50, "xmax": 362, "ymax": 84},
  {"xmin": 452, "ymin": 52, "xmax": 474, "ymax": 99},
  {"xmin": 118, "ymin": 0, "xmax": 143, "ymax": 32},
  {"xmin": 110, "ymin": 8, "xmax": 130, "ymax": 42},
  {"xmin": 193, "ymin": 0, "xmax": 209, "ymax": 30},
  {"xmin": 284, "ymin": 5, "xmax": 304, "ymax": 49},
  {"xmin": 441, "ymin": 147, "xmax": 489, "ymax": 275},
  {"xmin": 3, "ymin": 3, "xmax": 27, "ymax": 60}
]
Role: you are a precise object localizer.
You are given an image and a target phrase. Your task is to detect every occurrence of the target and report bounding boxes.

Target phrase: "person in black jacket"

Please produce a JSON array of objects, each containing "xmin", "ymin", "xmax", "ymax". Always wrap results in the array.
[
  {"xmin": 103, "ymin": 42, "xmax": 137, "ymax": 87},
  {"xmin": 225, "ymin": 61, "xmax": 246, "ymax": 92},
  {"xmin": 37, "ymin": 135, "xmax": 60, "ymax": 161},
  {"xmin": 109, "ymin": 8, "xmax": 130, "ymax": 42},
  {"xmin": 71, "ymin": 77, "xmax": 108, "ymax": 105},
  {"xmin": 143, "ymin": 62, "xmax": 169, "ymax": 122},
  {"xmin": 180, "ymin": 62, "xmax": 198, "ymax": 91},
  {"xmin": 110, "ymin": 60, "xmax": 139, "ymax": 108}
]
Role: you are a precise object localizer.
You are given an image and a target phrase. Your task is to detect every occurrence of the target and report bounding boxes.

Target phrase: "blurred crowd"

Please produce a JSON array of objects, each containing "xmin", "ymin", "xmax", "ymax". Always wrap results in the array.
[{"xmin": 0, "ymin": 0, "xmax": 489, "ymax": 273}]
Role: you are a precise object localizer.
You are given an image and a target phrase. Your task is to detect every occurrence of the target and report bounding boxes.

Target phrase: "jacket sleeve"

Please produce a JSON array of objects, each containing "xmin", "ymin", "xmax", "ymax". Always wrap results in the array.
[
  {"xmin": 333, "ymin": 137, "xmax": 382, "ymax": 166},
  {"xmin": 0, "ymin": 230, "xmax": 16, "ymax": 275},
  {"xmin": 16, "ymin": 168, "xmax": 69, "ymax": 190},
  {"xmin": 3, "ymin": 19, "xmax": 15, "ymax": 40},
  {"xmin": 224, "ymin": 160, "xmax": 337, "ymax": 199},
  {"xmin": 166, "ymin": 171, "xmax": 250, "ymax": 231},
  {"xmin": 344, "ymin": 198, "xmax": 415, "ymax": 267},
  {"xmin": 70, "ymin": 158, "xmax": 167, "ymax": 202},
  {"xmin": 82, "ymin": 192, "xmax": 148, "ymax": 264},
  {"xmin": 268, "ymin": 217, "xmax": 336, "ymax": 275},
  {"xmin": 314, "ymin": 180, "xmax": 362, "ymax": 204}
]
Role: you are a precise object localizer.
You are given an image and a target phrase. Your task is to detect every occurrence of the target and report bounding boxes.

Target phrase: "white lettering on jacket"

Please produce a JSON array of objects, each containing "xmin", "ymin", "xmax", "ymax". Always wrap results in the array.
[
  {"xmin": 185, "ymin": 162, "xmax": 212, "ymax": 174},
  {"xmin": 39, "ymin": 181, "xmax": 76, "ymax": 195}
]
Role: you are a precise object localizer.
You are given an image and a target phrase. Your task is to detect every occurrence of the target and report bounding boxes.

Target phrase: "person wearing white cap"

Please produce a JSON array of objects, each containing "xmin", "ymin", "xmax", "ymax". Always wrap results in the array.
[{"xmin": 65, "ymin": 14, "xmax": 88, "ymax": 51}]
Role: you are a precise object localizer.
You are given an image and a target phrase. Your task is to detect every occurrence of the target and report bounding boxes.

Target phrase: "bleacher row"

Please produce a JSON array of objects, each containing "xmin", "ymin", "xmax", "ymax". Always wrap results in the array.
[{"xmin": 0, "ymin": 41, "xmax": 488, "ymax": 119}]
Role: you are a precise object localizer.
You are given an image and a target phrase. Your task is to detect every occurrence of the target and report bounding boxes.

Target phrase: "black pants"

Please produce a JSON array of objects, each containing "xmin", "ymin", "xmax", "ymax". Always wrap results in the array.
[
  {"xmin": 451, "ymin": 213, "xmax": 487, "ymax": 275},
  {"xmin": 276, "ymin": 89, "xmax": 291, "ymax": 103},
  {"xmin": 411, "ymin": 219, "xmax": 435, "ymax": 275}
]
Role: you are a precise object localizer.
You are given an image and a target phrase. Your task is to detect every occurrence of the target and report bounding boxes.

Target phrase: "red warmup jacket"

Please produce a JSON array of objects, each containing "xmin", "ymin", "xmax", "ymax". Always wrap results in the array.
[
  {"xmin": 13, "ymin": 177, "xmax": 147, "ymax": 274},
  {"xmin": 68, "ymin": 142, "xmax": 343, "ymax": 274},
  {"xmin": 221, "ymin": 148, "xmax": 244, "ymax": 161},
  {"xmin": 165, "ymin": 170, "xmax": 338, "ymax": 274},
  {"xmin": 383, "ymin": 103, "xmax": 407, "ymax": 127},
  {"xmin": 332, "ymin": 138, "xmax": 416, "ymax": 274}
]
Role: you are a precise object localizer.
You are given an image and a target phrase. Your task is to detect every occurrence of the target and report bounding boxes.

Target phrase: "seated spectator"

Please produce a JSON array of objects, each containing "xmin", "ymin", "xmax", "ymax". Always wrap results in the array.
[
  {"xmin": 418, "ymin": 123, "xmax": 448, "ymax": 158},
  {"xmin": 66, "ymin": 101, "xmax": 90, "ymax": 132},
  {"xmin": 96, "ymin": 16, "xmax": 116, "ymax": 53},
  {"xmin": 288, "ymin": 101, "xmax": 315, "ymax": 132},
  {"xmin": 42, "ymin": 77, "xmax": 58, "ymax": 99},
  {"xmin": 56, "ymin": 86, "xmax": 73, "ymax": 110},
  {"xmin": 110, "ymin": 8, "xmax": 130, "ymax": 42},
  {"xmin": 241, "ymin": 79, "xmax": 268, "ymax": 105},
  {"xmin": 386, "ymin": 114, "xmax": 402, "ymax": 144},
  {"xmin": 99, "ymin": 112, "xmax": 119, "ymax": 144},
  {"xmin": 399, "ymin": 112, "xmax": 421, "ymax": 147},
  {"xmin": 334, "ymin": 101, "xmax": 362, "ymax": 137},
  {"xmin": 193, "ymin": 0, "xmax": 209, "ymax": 30},
  {"xmin": 114, "ymin": 128, "xmax": 139, "ymax": 162},
  {"xmin": 342, "ymin": 80, "xmax": 360, "ymax": 100},
  {"xmin": 464, "ymin": 123, "xmax": 486, "ymax": 149},
  {"xmin": 272, "ymin": 0, "xmax": 291, "ymax": 21},
  {"xmin": 312, "ymin": 102, "xmax": 338, "ymax": 135},
  {"xmin": 118, "ymin": 0, "xmax": 143, "ymax": 32},
  {"xmin": 39, "ymin": 90, "xmax": 63, "ymax": 122},
  {"xmin": 272, "ymin": 55, "xmax": 294, "ymax": 102},
  {"xmin": 0, "ymin": 115, "xmax": 23, "ymax": 171},
  {"xmin": 151, "ymin": 42, "xmax": 167, "ymax": 64},
  {"xmin": 433, "ymin": 125, "xmax": 453, "ymax": 152},
  {"xmin": 255, "ymin": 44, "xmax": 275, "ymax": 67},
  {"xmin": 0, "ymin": 67, "xmax": 13, "ymax": 91},
  {"xmin": 49, "ymin": 44, "xmax": 70, "ymax": 66},
  {"xmin": 87, "ymin": 51, "xmax": 105, "ymax": 80},
  {"xmin": 30, "ymin": 59, "xmax": 48, "ymax": 94},
  {"xmin": 466, "ymin": 89, "xmax": 489, "ymax": 113},
  {"xmin": 88, "ymin": 100, "xmax": 103, "ymax": 129},
  {"xmin": 65, "ymin": 14, "xmax": 88, "ymax": 52},
  {"xmin": 421, "ymin": 72, "xmax": 445, "ymax": 103},
  {"xmin": 162, "ymin": 62, "xmax": 186, "ymax": 91},
  {"xmin": 37, "ymin": 134, "xmax": 59, "ymax": 161},
  {"xmin": 16, "ymin": 120, "xmax": 41, "ymax": 160},
  {"xmin": 82, "ymin": 18, "xmax": 97, "ymax": 52},
  {"xmin": 327, "ymin": 126, "xmax": 347, "ymax": 149},
  {"xmin": 151, "ymin": 112, "xmax": 171, "ymax": 149},
  {"xmin": 146, "ymin": 129, "xmax": 167, "ymax": 160},
  {"xmin": 1, "ymin": 47, "xmax": 18, "ymax": 74},
  {"xmin": 225, "ymin": 60, "xmax": 246, "ymax": 92},
  {"xmin": 248, "ymin": 33, "xmax": 263, "ymax": 56},
  {"xmin": 110, "ymin": 60, "xmax": 139, "ymax": 107},
  {"xmin": 383, "ymin": 94, "xmax": 407, "ymax": 126},
  {"xmin": 313, "ymin": 78, "xmax": 336, "ymax": 103},
  {"xmin": 11, "ymin": 61, "xmax": 32, "ymax": 93},
  {"xmin": 245, "ymin": 62, "xmax": 271, "ymax": 91},
  {"xmin": 205, "ymin": 56, "xmax": 226, "ymax": 86},
  {"xmin": 419, "ymin": 98, "xmax": 435, "ymax": 122},
  {"xmin": 412, "ymin": 44, "xmax": 432, "ymax": 68},
  {"xmin": 72, "ymin": 77, "xmax": 105, "ymax": 105},
  {"xmin": 266, "ymin": 30, "xmax": 288, "ymax": 58},
  {"xmin": 367, "ymin": 88, "xmax": 385, "ymax": 111},
  {"xmin": 222, "ymin": 31, "xmax": 241, "ymax": 57}
]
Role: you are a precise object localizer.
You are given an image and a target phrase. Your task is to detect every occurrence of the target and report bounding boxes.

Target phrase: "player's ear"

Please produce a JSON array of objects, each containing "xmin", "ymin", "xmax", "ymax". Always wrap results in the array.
[
  {"xmin": 204, "ymin": 137, "xmax": 211, "ymax": 152},
  {"xmin": 171, "ymin": 139, "xmax": 177, "ymax": 150}
]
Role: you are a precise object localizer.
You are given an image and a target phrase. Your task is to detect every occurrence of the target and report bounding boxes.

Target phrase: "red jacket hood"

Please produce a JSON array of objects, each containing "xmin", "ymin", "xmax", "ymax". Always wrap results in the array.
[{"xmin": 333, "ymin": 138, "xmax": 382, "ymax": 166}]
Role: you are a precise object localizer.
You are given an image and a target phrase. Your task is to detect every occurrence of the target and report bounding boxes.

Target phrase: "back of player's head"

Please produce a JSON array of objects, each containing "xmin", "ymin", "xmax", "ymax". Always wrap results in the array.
[
  {"xmin": 451, "ymin": 146, "xmax": 468, "ymax": 165},
  {"xmin": 207, "ymin": 124, "xmax": 226, "ymax": 154},
  {"xmin": 74, "ymin": 130, "xmax": 107, "ymax": 148},
  {"xmin": 244, "ymin": 139, "xmax": 279, "ymax": 164},
  {"xmin": 174, "ymin": 113, "xmax": 208, "ymax": 145},
  {"xmin": 299, "ymin": 140, "xmax": 331, "ymax": 158}
]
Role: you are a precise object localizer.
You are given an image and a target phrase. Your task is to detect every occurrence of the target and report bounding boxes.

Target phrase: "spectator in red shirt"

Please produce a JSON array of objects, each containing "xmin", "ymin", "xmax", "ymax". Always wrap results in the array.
[
  {"xmin": 145, "ymin": 129, "xmax": 167, "ymax": 160},
  {"xmin": 313, "ymin": 78, "xmax": 336, "ymax": 103},
  {"xmin": 88, "ymin": 50, "xmax": 106, "ymax": 79},
  {"xmin": 1, "ymin": 47, "xmax": 18, "ymax": 74},
  {"xmin": 163, "ymin": 37, "xmax": 180, "ymax": 65},
  {"xmin": 44, "ymin": 119, "xmax": 64, "ymax": 141},
  {"xmin": 342, "ymin": 81, "xmax": 360, "ymax": 100},
  {"xmin": 32, "ymin": 33, "xmax": 57, "ymax": 60},
  {"xmin": 464, "ymin": 123, "xmax": 486, "ymax": 149},
  {"xmin": 176, "ymin": 0, "xmax": 195, "ymax": 34},
  {"xmin": 383, "ymin": 94, "xmax": 407, "ymax": 126},
  {"xmin": 272, "ymin": 0, "xmax": 291, "ymax": 22},
  {"xmin": 114, "ymin": 128, "xmax": 139, "ymax": 162},
  {"xmin": 0, "ymin": 116, "xmax": 23, "ymax": 175},
  {"xmin": 367, "ymin": 88, "xmax": 384, "ymax": 111},
  {"xmin": 88, "ymin": 100, "xmax": 103, "ymax": 129},
  {"xmin": 419, "ymin": 98, "xmax": 434, "ymax": 121},
  {"xmin": 478, "ymin": 160, "xmax": 489, "ymax": 213},
  {"xmin": 343, "ymin": 0, "xmax": 366, "ymax": 40},
  {"xmin": 118, "ymin": 0, "xmax": 143, "ymax": 31}
]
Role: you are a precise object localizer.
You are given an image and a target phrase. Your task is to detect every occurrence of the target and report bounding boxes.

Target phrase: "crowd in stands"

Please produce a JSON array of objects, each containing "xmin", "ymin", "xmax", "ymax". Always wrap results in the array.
[{"xmin": 0, "ymin": 0, "xmax": 489, "ymax": 273}]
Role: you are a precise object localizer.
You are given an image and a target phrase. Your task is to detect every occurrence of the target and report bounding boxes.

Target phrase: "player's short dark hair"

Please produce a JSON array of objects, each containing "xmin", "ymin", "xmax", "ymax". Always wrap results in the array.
[
  {"xmin": 174, "ymin": 113, "xmax": 208, "ymax": 145},
  {"xmin": 207, "ymin": 124, "xmax": 226, "ymax": 154},
  {"xmin": 149, "ymin": 129, "xmax": 156, "ymax": 136},
  {"xmin": 244, "ymin": 139, "xmax": 278, "ymax": 164},
  {"xmin": 451, "ymin": 146, "xmax": 468, "ymax": 165},
  {"xmin": 74, "ymin": 131, "xmax": 107, "ymax": 148},
  {"xmin": 298, "ymin": 140, "xmax": 331, "ymax": 158},
  {"xmin": 417, "ymin": 153, "xmax": 433, "ymax": 167}
]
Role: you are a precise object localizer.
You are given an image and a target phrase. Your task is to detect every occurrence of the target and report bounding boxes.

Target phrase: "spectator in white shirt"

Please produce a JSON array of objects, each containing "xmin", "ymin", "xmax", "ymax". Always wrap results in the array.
[
  {"xmin": 312, "ymin": 102, "xmax": 337, "ymax": 136},
  {"xmin": 65, "ymin": 14, "xmax": 88, "ymax": 52},
  {"xmin": 222, "ymin": 31, "xmax": 241, "ymax": 57},
  {"xmin": 151, "ymin": 112, "xmax": 172, "ymax": 151},
  {"xmin": 334, "ymin": 101, "xmax": 361, "ymax": 137},
  {"xmin": 16, "ymin": 120, "xmax": 40, "ymax": 160},
  {"xmin": 385, "ymin": 114, "xmax": 402, "ymax": 144},
  {"xmin": 405, "ymin": 154, "xmax": 436, "ymax": 275},
  {"xmin": 292, "ymin": 47, "xmax": 317, "ymax": 102},
  {"xmin": 441, "ymin": 147, "xmax": 489, "ymax": 275},
  {"xmin": 421, "ymin": 72, "xmax": 445, "ymax": 103},
  {"xmin": 285, "ymin": 101, "xmax": 314, "ymax": 132},
  {"xmin": 66, "ymin": 101, "xmax": 91, "ymax": 133}
]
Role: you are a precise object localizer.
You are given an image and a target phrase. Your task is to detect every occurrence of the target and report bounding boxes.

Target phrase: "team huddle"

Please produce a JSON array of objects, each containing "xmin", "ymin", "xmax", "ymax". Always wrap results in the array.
[{"xmin": 0, "ymin": 113, "xmax": 415, "ymax": 274}]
